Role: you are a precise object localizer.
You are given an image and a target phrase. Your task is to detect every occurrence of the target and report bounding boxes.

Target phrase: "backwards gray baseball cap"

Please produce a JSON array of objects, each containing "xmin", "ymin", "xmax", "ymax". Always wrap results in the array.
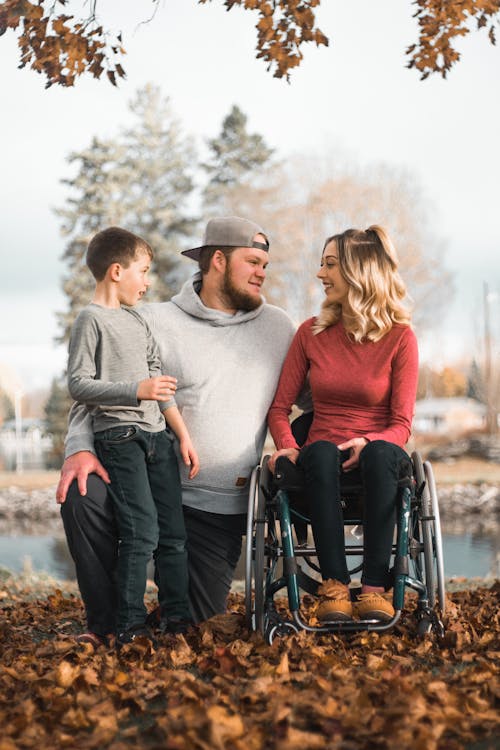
[{"xmin": 181, "ymin": 216, "xmax": 269, "ymax": 261}]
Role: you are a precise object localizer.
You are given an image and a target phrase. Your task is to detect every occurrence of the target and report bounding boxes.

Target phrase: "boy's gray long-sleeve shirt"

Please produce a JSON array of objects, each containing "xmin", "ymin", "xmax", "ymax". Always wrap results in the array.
[
  {"xmin": 65, "ymin": 274, "xmax": 296, "ymax": 514},
  {"xmin": 67, "ymin": 303, "xmax": 172, "ymax": 434}
]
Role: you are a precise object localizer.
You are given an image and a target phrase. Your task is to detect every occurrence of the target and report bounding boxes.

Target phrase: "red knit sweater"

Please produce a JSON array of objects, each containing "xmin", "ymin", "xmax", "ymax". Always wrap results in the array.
[{"xmin": 268, "ymin": 318, "xmax": 419, "ymax": 450}]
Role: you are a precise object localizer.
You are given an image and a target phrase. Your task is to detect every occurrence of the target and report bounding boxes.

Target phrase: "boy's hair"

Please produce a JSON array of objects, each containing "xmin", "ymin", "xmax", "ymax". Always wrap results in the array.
[{"xmin": 86, "ymin": 227, "xmax": 153, "ymax": 281}]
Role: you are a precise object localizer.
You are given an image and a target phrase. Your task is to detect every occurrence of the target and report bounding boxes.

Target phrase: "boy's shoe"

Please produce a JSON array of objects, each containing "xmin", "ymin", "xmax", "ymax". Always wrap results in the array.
[
  {"xmin": 316, "ymin": 579, "xmax": 353, "ymax": 622},
  {"xmin": 145, "ymin": 606, "xmax": 161, "ymax": 629},
  {"xmin": 158, "ymin": 617, "xmax": 195, "ymax": 635},
  {"xmin": 116, "ymin": 623, "xmax": 157, "ymax": 649},
  {"xmin": 355, "ymin": 592, "xmax": 395, "ymax": 622}
]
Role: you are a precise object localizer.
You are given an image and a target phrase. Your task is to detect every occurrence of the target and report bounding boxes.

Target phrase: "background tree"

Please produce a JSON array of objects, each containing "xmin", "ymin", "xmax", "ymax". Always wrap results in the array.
[
  {"xmin": 203, "ymin": 105, "xmax": 274, "ymax": 211},
  {"xmin": 1, "ymin": 0, "xmax": 498, "ymax": 87},
  {"xmin": 55, "ymin": 84, "xmax": 196, "ymax": 345},
  {"xmin": 0, "ymin": 387, "xmax": 14, "ymax": 425},
  {"xmin": 216, "ymin": 156, "xmax": 451, "ymax": 330},
  {"xmin": 417, "ymin": 365, "xmax": 467, "ymax": 399},
  {"xmin": 44, "ymin": 376, "xmax": 71, "ymax": 467}
]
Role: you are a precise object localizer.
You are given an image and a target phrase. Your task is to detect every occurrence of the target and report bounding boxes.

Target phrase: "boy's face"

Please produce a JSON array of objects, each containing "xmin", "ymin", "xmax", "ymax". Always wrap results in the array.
[{"xmin": 117, "ymin": 249, "xmax": 152, "ymax": 306}]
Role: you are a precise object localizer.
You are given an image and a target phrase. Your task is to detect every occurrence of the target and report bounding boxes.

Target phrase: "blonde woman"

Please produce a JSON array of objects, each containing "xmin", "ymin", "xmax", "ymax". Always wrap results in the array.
[{"xmin": 267, "ymin": 226, "xmax": 418, "ymax": 623}]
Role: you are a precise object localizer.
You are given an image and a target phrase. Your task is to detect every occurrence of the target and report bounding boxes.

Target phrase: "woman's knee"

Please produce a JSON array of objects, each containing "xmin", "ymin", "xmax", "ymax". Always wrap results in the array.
[
  {"xmin": 300, "ymin": 440, "xmax": 340, "ymax": 471},
  {"xmin": 360, "ymin": 440, "xmax": 402, "ymax": 476}
]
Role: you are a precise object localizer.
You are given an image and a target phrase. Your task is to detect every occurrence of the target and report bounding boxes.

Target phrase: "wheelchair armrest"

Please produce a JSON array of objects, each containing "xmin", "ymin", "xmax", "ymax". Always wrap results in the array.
[{"xmin": 273, "ymin": 456, "xmax": 306, "ymax": 492}]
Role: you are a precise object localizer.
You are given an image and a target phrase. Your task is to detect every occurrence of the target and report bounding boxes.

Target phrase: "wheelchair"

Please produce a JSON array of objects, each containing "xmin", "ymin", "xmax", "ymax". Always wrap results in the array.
[{"xmin": 244, "ymin": 413, "xmax": 446, "ymax": 644}]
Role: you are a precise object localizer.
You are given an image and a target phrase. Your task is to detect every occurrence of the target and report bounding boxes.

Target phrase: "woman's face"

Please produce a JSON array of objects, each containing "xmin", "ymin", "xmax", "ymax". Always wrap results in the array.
[{"xmin": 317, "ymin": 240, "xmax": 350, "ymax": 306}]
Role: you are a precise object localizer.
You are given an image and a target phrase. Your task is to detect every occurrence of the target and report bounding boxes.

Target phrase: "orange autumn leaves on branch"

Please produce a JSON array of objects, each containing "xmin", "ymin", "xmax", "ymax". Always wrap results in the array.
[
  {"xmin": 198, "ymin": 0, "xmax": 329, "ymax": 79},
  {"xmin": 0, "ymin": 0, "xmax": 126, "ymax": 87},
  {"xmin": 408, "ymin": 0, "xmax": 500, "ymax": 79},
  {"xmin": 0, "ymin": 0, "xmax": 499, "ymax": 87}
]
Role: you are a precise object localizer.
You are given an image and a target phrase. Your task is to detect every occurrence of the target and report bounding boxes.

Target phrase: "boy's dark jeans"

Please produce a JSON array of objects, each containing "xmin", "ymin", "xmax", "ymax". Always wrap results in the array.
[
  {"xmin": 298, "ymin": 439, "xmax": 411, "ymax": 589},
  {"xmin": 94, "ymin": 425, "xmax": 190, "ymax": 632}
]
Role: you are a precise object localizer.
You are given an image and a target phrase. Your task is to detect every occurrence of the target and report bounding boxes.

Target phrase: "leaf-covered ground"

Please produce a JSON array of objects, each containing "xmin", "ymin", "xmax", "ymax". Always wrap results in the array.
[{"xmin": 0, "ymin": 579, "xmax": 498, "ymax": 750}]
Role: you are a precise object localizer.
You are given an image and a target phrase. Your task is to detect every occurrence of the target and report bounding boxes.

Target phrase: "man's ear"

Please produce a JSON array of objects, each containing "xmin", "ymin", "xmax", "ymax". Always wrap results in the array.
[
  {"xmin": 211, "ymin": 249, "xmax": 227, "ymax": 273},
  {"xmin": 109, "ymin": 263, "xmax": 122, "ymax": 281}
]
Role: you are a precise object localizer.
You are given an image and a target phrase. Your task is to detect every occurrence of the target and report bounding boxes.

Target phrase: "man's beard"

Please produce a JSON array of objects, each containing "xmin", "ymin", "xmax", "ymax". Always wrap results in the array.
[{"xmin": 222, "ymin": 264, "xmax": 262, "ymax": 312}]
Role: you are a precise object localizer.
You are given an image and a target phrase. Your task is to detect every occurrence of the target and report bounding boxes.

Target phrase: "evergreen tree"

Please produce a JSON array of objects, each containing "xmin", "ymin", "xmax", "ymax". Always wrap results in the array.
[
  {"xmin": 467, "ymin": 359, "xmax": 484, "ymax": 402},
  {"xmin": 55, "ymin": 84, "xmax": 196, "ymax": 345},
  {"xmin": 203, "ymin": 105, "xmax": 274, "ymax": 211},
  {"xmin": 0, "ymin": 388, "xmax": 14, "ymax": 424},
  {"xmin": 120, "ymin": 85, "xmax": 197, "ymax": 297},
  {"xmin": 56, "ymin": 136, "xmax": 126, "ymax": 343},
  {"xmin": 44, "ymin": 376, "xmax": 72, "ymax": 468}
]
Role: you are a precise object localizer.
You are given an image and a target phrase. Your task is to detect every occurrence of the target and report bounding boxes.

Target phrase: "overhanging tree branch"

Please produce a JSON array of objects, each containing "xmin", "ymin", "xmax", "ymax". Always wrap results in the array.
[{"xmin": 0, "ymin": 0, "xmax": 499, "ymax": 87}]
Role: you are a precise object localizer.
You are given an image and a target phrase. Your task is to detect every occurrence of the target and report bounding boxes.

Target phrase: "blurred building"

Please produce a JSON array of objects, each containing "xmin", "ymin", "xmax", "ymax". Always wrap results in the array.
[{"xmin": 414, "ymin": 397, "xmax": 487, "ymax": 436}]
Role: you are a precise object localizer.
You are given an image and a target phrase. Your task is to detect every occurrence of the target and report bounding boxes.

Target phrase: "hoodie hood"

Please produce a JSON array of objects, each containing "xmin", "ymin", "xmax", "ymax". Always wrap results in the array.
[{"xmin": 171, "ymin": 271, "xmax": 265, "ymax": 327}]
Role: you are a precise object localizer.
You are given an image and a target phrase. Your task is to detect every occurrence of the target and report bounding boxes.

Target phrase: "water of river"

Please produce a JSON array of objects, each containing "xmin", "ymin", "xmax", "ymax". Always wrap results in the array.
[{"xmin": 1, "ymin": 524, "xmax": 498, "ymax": 582}]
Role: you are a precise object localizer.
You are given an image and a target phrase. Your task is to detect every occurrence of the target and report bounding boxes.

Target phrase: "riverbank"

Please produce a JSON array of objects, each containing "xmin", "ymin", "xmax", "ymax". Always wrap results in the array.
[{"xmin": 0, "ymin": 464, "xmax": 498, "ymax": 531}]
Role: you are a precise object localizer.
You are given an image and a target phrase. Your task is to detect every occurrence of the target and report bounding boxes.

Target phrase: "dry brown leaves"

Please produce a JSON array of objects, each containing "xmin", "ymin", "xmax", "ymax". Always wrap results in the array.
[{"xmin": 0, "ymin": 583, "xmax": 499, "ymax": 749}]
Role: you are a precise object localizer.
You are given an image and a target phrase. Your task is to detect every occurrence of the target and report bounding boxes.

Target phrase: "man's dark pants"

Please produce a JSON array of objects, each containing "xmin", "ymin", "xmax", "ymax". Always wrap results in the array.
[{"xmin": 60, "ymin": 476, "xmax": 246, "ymax": 636}]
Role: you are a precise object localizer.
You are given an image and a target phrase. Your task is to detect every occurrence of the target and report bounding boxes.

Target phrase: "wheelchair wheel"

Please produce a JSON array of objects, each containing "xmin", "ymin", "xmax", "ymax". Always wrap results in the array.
[
  {"xmin": 244, "ymin": 461, "xmax": 269, "ymax": 633},
  {"xmin": 412, "ymin": 452, "xmax": 446, "ymax": 614},
  {"xmin": 253, "ymin": 477, "xmax": 267, "ymax": 634},
  {"xmin": 244, "ymin": 464, "xmax": 260, "ymax": 630},
  {"xmin": 424, "ymin": 460, "xmax": 446, "ymax": 614}
]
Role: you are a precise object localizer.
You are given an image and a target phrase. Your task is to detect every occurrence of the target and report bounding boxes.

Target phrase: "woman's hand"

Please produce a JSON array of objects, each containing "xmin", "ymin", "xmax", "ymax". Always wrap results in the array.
[
  {"xmin": 337, "ymin": 437, "xmax": 368, "ymax": 471},
  {"xmin": 268, "ymin": 447, "xmax": 300, "ymax": 474}
]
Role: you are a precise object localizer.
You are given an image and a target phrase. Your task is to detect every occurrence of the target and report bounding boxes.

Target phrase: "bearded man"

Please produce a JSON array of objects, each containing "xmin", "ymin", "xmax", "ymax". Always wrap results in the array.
[{"xmin": 56, "ymin": 216, "xmax": 295, "ymax": 644}]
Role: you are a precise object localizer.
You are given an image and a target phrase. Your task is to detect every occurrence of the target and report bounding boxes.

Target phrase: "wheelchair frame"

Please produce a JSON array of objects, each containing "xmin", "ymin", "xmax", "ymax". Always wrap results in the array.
[{"xmin": 245, "ymin": 450, "xmax": 446, "ymax": 644}]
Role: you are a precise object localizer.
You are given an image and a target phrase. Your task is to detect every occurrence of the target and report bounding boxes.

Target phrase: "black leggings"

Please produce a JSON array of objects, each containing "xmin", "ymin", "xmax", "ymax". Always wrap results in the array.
[{"xmin": 298, "ymin": 439, "xmax": 411, "ymax": 588}]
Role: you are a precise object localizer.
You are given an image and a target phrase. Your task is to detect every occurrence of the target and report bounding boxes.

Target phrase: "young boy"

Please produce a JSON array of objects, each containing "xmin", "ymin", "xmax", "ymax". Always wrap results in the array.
[{"xmin": 67, "ymin": 226, "xmax": 198, "ymax": 646}]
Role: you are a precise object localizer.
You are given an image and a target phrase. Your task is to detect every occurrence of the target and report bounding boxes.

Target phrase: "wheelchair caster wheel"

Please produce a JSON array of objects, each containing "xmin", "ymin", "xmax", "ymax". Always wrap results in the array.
[
  {"xmin": 266, "ymin": 621, "xmax": 300, "ymax": 645},
  {"xmin": 417, "ymin": 618, "xmax": 433, "ymax": 636}
]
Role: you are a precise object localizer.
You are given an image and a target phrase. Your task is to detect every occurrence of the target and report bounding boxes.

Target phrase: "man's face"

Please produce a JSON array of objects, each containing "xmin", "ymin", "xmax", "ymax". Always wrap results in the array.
[{"xmin": 221, "ymin": 239, "xmax": 268, "ymax": 312}]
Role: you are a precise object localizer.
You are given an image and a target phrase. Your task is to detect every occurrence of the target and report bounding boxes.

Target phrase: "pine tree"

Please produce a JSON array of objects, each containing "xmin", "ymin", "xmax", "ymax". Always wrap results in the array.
[
  {"xmin": 44, "ymin": 376, "xmax": 72, "ymax": 468},
  {"xmin": 55, "ymin": 84, "xmax": 196, "ymax": 345},
  {"xmin": 203, "ymin": 105, "xmax": 274, "ymax": 211}
]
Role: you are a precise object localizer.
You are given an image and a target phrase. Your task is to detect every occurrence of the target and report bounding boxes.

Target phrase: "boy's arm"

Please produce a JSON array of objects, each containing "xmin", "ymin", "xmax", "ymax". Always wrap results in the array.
[
  {"xmin": 67, "ymin": 312, "xmax": 140, "ymax": 407},
  {"xmin": 144, "ymin": 316, "xmax": 176, "ymax": 413},
  {"xmin": 163, "ymin": 406, "xmax": 199, "ymax": 479}
]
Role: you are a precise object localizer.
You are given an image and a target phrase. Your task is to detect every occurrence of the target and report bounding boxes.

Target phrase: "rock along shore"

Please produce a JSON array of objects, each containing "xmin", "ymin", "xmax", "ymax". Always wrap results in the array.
[{"xmin": 0, "ymin": 481, "xmax": 498, "ymax": 535}]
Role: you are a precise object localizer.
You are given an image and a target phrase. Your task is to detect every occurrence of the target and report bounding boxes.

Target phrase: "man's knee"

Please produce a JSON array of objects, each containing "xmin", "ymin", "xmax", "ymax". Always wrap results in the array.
[{"xmin": 61, "ymin": 474, "xmax": 113, "ymax": 525}]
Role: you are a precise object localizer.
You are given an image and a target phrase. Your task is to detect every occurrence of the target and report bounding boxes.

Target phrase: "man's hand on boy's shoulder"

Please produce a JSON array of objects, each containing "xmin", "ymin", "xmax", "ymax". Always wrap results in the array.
[{"xmin": 56, "ymin": 451, "xmax": 110, "ymax": 504}]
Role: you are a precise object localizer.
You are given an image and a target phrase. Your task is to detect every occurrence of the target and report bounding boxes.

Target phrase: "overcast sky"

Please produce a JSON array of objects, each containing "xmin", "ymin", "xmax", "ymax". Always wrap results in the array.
[{"xmin": 0, "ymin": 0, "xmax": 499, "ymax": 392}]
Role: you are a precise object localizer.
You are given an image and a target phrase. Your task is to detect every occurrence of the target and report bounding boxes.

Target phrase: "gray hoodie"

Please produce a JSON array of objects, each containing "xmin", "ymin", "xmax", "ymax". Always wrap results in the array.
[{"xmin": 65, "ymin": 273, "xmax": 295, "ymax": 514}]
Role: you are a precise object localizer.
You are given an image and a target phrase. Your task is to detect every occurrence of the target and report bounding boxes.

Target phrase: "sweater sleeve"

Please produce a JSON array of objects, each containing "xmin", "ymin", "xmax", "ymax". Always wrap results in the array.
[
  {"xmin": 267, "ymin": 322, "xmax": 311, "ymax": 450},
  {"xmin": 143, "ymin": 315, "xmax": 175, "ymax": 413},
  {"xmin": 67, "ymin": 310, "xmax": 140, "ymax": 407},
  {"xmin": 64, "ymin": 401, "xmax": 96, "ymax": 458},
  {"xmin": 364, "ymin": 327, "xmax": 419, "ymax": 447}
]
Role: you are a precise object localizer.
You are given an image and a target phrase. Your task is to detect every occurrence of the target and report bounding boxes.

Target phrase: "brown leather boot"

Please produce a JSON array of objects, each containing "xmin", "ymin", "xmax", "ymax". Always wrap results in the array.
[
  {"xmin": 355, "ymin": 592, "xmax": 395, "ymax": 622},
  {"xmin": 316, "ymin": 579, "xmax": 353, "ymax": 622}
]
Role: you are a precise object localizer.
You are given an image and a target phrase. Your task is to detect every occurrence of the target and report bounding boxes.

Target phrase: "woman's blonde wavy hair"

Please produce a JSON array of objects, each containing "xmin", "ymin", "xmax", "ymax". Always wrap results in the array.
[{"xmin": 312, "ymin": 225, "xmax": 411, "ymax": 342}]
